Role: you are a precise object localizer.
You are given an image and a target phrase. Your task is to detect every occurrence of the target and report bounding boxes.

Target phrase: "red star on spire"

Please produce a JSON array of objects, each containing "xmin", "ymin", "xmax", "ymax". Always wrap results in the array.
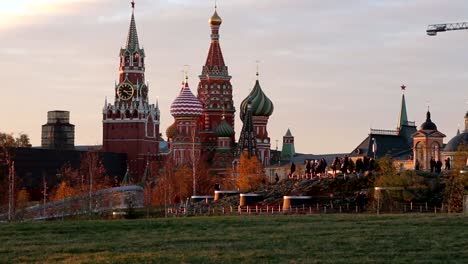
[
  {"xmin": 401, "ymin": 84, "xmax": 406, "ymax": 91},
  {"xmin": 131, "ymin": 0, "xmax": 135, "ymax": 9}
]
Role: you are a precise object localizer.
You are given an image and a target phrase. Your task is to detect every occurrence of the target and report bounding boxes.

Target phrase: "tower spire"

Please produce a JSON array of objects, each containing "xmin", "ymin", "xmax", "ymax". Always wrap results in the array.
[
  {"xmin": 398, "ymin": 84, "xmax": 408, "ymax": 128},
  {"xmin": 126, "ymin": 1, "xmax": 140, "ymax": 51},
  {"xmin": 256, "ymin": 60, "xmax": 260, "ymax": 80}
]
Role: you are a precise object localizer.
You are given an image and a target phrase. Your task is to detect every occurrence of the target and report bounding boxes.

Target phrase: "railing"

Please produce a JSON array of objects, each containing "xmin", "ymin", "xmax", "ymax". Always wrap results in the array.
[
  {"xmin": 165, "ymin": 202, "xmax": 446, "ymax": 217},
  {"xmin": 370, "ymin": 129, "xmax": 399, "ymax": 136}
]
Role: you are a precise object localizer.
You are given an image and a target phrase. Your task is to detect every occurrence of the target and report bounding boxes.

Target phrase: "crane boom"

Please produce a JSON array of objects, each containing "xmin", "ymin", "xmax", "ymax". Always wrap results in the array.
[{"xmin": 427, "ymin": 22, "xmax": 468, "ymax": 36}]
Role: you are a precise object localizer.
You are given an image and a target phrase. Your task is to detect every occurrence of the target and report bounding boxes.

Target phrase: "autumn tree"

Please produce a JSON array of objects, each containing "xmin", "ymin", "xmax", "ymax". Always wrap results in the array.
[
  {"xmin": 16, "ymin": 188, "xmax": 30, "ymax": 209},
  {"xmin": 0, "ymin": 132, "xmax": 31, "ymax": 148},
  {"xmin": 49, "ymin": 152, "xmax": 111, "ymax": 202},
  {"xmin": 152, "ymin": 156, "xmax": 177, "ymax": 206},
  {"xmin": 79, "ymin": 151, "xmax": 110, "ymax": 192},
  {"xmin": 236, "ymin": 152, "xmax": 266, "ymax": 192},
  {"xmin": 0, "ymin": 132, "xmax": 31, "ymax": 211},
  {"xmin": 195, "ymin": 160, "xmax": 221, "ymax": 195},
  {"xmin": 443, "ymin": 145, "xmax": 468, "ymax": 213}
]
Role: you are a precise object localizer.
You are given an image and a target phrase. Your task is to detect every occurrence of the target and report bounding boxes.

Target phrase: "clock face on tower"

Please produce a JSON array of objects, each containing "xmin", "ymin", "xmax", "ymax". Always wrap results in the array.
[{"xmin": 117, "ymin": 83, "xmax": 134, "ymax": 101}]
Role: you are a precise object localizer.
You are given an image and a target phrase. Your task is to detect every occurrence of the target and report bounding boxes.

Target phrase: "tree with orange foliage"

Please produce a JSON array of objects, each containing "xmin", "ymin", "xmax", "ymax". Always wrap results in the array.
[
  {"xmin": 50, "ymin": 152, "xmax": 111, "ymax": 202},
  {"xmin": 51, "ymin": 181, "xmax": 78, "ymax": 201},
  {"xmin": 236, "ymin": 152, "xmax": 267, "ymax": 192},
  {"xmin": 16, "ymin": 188, "xmax": 30, "ymax": 209},
  {"xmin": 195, "ymin": 160, "xmax": 222, "ymax": 195}
]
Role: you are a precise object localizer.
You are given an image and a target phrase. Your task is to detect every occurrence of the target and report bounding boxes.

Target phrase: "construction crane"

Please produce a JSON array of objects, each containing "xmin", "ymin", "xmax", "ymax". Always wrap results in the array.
[{"xmin": 427, "ymin": 22, "xmax": 468, "ymax": 36}]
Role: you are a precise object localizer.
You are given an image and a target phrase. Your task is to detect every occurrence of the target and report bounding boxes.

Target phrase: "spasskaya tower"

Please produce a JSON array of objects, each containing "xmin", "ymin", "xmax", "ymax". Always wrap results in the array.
[{"xmin": 102, "ymin": 1, "xmax": 160, "ymax": 180}]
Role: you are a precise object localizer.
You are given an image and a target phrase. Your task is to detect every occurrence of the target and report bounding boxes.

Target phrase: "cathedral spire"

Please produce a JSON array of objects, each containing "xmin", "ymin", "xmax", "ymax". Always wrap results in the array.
[
  {"xmin": 202, "ymin": 5, "xmax": 226, "ymax": 76},
  {"xmin": 236, "ymin": 101, "xmax": 257, "ymax": 158},
  {"xmin": 398, "ymin": 84, "xmax": 408, "ymax": 128}
]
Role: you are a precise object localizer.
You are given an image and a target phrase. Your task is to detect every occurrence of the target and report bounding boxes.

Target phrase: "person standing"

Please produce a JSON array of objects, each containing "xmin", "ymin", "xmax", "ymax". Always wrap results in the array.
[
  {"xmin": 436, "ymin": 159, "xmax": 443, "ymax": 173},
  {"xmin": 430, "ymin": 157, "xmax": 436, "ymax": 173},
  {"xmin": 445, "ymin": 157, "xmax": 451, "ymax": 170}
]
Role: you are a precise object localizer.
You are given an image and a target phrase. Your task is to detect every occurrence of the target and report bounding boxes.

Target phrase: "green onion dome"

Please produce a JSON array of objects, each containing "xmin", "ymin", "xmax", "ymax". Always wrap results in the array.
[
  {"xmin": 215, "ymin": 118, "xmax": 234, "ymax": 137},
  {"xmin": 165, "ymin": 122, "xmax": 177, "ymax": 140},
  {"xmin": 240, "ymin": 80, "xmax": 274, "ymax": 121}
]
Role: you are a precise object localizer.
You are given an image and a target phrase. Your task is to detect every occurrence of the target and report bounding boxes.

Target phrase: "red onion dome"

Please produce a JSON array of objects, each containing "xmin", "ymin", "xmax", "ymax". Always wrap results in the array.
[{"xmin": 170, "ymin": 80, "xmax": 203, "ymax": 117}]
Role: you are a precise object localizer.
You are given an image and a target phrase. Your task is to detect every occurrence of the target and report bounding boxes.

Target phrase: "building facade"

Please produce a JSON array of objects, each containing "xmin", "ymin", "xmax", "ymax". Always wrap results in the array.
[
  {"xmin": 413, "ymin": 111, "xmax": 446, "ymax": 170},
  {"xmin": 102, "ymin": 4, "xmax": 160, "ymax": 179},
  {"xmin": 41, "ymin": 111, "xmax": 75, "ymax": 150},
  {"xmin": 238, "ymin": 75, "xmax": 274, "ymax": 166},
  {"xmin": 164, "ymin": 7, "xmax": 275, "ymax": 174},
  {"xmin": 197, "ymin": 7, "xmax": 236, "ymax": 161},
  {"xmin": 167, "ymin": 78, "xmax": 203, "ymax": 166}
]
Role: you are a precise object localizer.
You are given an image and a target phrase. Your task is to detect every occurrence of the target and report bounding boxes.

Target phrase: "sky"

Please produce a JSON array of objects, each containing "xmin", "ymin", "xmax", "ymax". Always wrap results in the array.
[{"xmin": 0, "ymin": 0, "xmax": 467, "ymax": 154}]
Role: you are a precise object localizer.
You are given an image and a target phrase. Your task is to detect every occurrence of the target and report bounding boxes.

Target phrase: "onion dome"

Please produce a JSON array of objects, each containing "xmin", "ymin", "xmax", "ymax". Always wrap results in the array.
[
  {"xmin": 170, "ymin": 80, "xmax": 203, "ymax": 117},
  {"xmin": 209, "ymin": 8, "xmax": 222, "ymax": 26},
  {"xmin": 240, "ymin": 79, "xmax": 274, "ymax": 121},
  {"xmin": 215, "ymin": 117, "xmax": 234, "ymax": 137},
  {"xmin": 166, "ymin": 122, "xmax": 177, "ymax": 139},
  {"xmin": 420, "ymin": 111, "xmax": 437, "ymax": 130}
]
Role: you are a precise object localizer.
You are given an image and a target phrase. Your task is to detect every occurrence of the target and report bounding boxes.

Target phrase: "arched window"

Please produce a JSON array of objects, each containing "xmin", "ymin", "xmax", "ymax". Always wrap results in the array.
[
  {"xmin": 431, "ymin": 142, "xmax": 440, "ymax": 161},
  {"xmin": 415, "ymin": 142, "xmax": 424, "ymax": 165},
  {"xmin": 133, "ymin": 53, "xmax": 139, "ymax": 66}
]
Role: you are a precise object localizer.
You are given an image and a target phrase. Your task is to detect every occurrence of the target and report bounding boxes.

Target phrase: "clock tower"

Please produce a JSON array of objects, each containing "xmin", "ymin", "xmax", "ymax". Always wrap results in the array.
[{"xmin": 102, "ymin": 2, "xmax": 160, "ymax": 180}]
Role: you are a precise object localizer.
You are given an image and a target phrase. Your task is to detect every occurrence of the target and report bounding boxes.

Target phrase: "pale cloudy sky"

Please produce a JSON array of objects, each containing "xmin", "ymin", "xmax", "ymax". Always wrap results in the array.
[{"xmin": 0, "ymin": 0, "xmax": 467, "ymax": 154}]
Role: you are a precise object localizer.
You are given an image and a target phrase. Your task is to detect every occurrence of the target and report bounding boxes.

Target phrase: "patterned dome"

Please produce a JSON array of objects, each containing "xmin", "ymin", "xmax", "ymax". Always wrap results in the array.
[
  {"xmin": 170, "ymin": 81, "xmax": 203, "ymax": 117},
  {"xmin": 166, "ymin": 122, "xmax": 177, "ymax": 139},
  {"xmin": 215, "ymin": 118, "xmax": 234, "ymax": 137},
  {"xmin": 240, "ymin": 80, "xmax": 274, "ymax": 120},
  {"xmin": 420, "ymin": 111, "xmax": 437, "ymax": 131}
]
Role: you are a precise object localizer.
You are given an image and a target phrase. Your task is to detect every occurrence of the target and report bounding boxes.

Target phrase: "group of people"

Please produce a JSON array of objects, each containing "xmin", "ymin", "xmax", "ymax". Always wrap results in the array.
[
  {"xmin": 331, "ymin": 156, "xmax": 376, "ymax": 176},
  {"xmin": 414, "ymin": 157, "xmax": 451, "ymax": 173},
  {"xmin": 287, "ymin": 156, "xmax": 377, "ymax": 180}
]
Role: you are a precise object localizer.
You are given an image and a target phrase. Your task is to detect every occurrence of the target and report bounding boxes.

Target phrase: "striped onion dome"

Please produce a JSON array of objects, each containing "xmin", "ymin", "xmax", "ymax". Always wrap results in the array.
[
  {"xmin": 165, "ymin": 122, "xmax": 177, "ymax": 139},
  {"xmin": 215, "ymin": 117, "xmax": 234, "ymax": 137},
  {"xmin": 170, "ymin": 80, "xmax": 203, "ymax": 117},
  {"xmin": 240, "ymin": 79, "xmax": 274, "ymax": 121}
]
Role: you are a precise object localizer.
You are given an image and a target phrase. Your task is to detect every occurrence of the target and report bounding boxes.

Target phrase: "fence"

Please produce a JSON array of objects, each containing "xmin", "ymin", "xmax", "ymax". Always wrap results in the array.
[
  {"xmin": 0, "ymin": 185, "xmax": 144, "ymax": 221},
  {"xmin": 165, "ymin": 202, "xmax": 447, "ymax": 217}
]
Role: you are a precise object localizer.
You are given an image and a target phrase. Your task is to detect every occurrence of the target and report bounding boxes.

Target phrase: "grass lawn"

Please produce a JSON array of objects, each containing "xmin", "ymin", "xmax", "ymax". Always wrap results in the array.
[{"xmin": 1, "ymin": 214, "xmax": 467, "ymax": 263}]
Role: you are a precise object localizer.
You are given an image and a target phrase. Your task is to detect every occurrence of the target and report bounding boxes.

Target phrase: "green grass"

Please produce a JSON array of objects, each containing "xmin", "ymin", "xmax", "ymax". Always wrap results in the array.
[{"xmin": 1, "ymin": 214, "xmax": 467, "ymax": 263}]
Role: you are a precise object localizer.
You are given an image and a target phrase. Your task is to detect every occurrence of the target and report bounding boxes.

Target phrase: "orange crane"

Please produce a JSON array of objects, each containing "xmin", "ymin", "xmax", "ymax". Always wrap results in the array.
[{"xmin": 427, "ymin": 22, "xmax": 468, "ymax": 36}]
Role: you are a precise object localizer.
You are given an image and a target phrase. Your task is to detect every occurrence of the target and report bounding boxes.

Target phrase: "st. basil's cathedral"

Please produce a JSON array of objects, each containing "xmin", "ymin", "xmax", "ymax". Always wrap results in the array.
[{"xmin": 103, "ymin": 3, "xmax": 274, "ymax": 179}]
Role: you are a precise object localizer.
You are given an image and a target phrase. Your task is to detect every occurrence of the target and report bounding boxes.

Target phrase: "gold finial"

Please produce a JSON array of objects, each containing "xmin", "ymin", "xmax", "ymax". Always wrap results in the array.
[
  {"xmin": 183, "ymin": 65, "xmax": 190, "ymax": 85},
  {"xmin": 209, "ymin": 2, "xmax": 222, "ymax": 25}
]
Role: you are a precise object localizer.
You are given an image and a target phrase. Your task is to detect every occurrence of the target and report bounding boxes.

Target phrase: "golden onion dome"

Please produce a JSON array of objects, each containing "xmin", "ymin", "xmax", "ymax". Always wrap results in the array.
[{"xmin": 209, "ymin": 9, "xmax": 222, "ymax": 26}]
